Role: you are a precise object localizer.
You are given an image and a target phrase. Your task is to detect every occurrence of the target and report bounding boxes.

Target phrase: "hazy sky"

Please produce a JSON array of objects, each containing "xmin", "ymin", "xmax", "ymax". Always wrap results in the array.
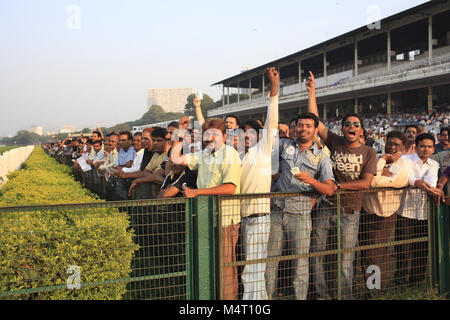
[{"xmin": 0, "ymin": 0, "xmax": 428, "ymax": 137}]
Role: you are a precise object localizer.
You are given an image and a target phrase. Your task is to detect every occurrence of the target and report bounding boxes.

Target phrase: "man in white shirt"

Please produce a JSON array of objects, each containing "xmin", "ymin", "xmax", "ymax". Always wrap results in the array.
[
  {"xmin": 118, "ymin": 132, "xmax": 144, "ymax": 174},
  {"xmin": 239, "ymin": 67, "xmax": 279, "ymax": 300},
  {"xmin": 395, "ymin": 132, "xmax": 440, "ymax": 285}
]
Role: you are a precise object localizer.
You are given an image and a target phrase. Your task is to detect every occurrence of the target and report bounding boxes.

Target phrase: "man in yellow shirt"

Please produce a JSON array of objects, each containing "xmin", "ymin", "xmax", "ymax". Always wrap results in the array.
[{"xmin": 171, "ymin": 118, "xmax": 242, "ymax": 300}]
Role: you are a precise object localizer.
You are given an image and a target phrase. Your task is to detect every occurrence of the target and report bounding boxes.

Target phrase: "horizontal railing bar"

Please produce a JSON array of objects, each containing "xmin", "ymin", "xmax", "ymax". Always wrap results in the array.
[
  {"xmin": 224, "ymin": 237, "xmax": 428, "ymax": 267},
  {"xmin": 0, "ymin": 271, "xmax": 188, "ymax": 297}
]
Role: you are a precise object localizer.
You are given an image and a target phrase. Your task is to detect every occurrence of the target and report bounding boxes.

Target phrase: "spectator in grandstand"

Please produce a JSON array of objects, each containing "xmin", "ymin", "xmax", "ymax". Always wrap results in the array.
[
  {"xmin": 167, "ymin": 121, "xmax": 179, "ymax": 143},
  {"xmin": 306, "ymin": 71, "xmax": 377, "ymax": 300},
  {"xmin": 278, "ymin": 123, "xmax": 289, "ymax": 139},
  {"xmin": 86, "ymin": 140, "xmax": 105, "ymax": 170},
  {"xmin": 128, "ymin": 127, "xmax": 168, "ymax": 199},
  {"xmin": 117, "ymin": 132, "xmax": 144, "ymax": 174},
  {"xmin": 436, "ymin": 166, "xmax": 450, "ymax": 205},
  {"xmin": 170, "ymin": 117, "xmax": 242, "ymax": 300},
  {"xmin": 395, "ymin": 133, "xmax": 441, "ymax": 286},
  {"xmin": 266, "ymin": 112, "xmax": 335, "ymax": 301},
  {"xmin": 361, "ymin": 130, "xmax": 409, "ymax": 289},
  {"xmin": 404, "ymin": 125, "xmax": 418, "ymax": 155},
  {"xmin": 111, "ymin": 131, "xmax": 136, "ymax": 170},
  {"xmin": 158, "ymin": 161, "xmax": 198, "ymax": 198},
  {"xmin": 179, "ymin": 116, "xmax": 191, "ymax": 130},
  {"xmin": 93, "ymin": 136, "xmax": 110, "ymax": 170},
  {"xmin": 256, "ymin": 119, "xmax": 264, "ymax": 128},
  {"xmin": 239, "ymin": 67, "xmax": 279, "ymax": 300},
  {"xmin": 289, "ymin": 117, "xmax": 297, "ymax": 140},
  {"xmin": 98, "ymin": 132, "xmax": 119, "ymax": 173},
  {"xmin": 434, "ymin": 127, "xmax": 450, "ymax": 154},
  {"xmin": 225, "ymin": 115, "xmax": 239, "ymax": 130}
]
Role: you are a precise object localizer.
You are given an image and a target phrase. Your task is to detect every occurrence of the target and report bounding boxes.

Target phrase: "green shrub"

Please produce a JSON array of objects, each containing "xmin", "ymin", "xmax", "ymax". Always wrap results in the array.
[{"xmin": 0, "ymin": 148, "xmax": 139, "ymax": 299}]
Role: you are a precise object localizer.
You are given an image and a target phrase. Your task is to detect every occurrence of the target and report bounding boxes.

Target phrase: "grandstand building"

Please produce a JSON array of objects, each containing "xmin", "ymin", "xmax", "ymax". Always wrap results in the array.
[{"xmin": 209, "ymin": 1, "xmax": 450, "ymax": 124}]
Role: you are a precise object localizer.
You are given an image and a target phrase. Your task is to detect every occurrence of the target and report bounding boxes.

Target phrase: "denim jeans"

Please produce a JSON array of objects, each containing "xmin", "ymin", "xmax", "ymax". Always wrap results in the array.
[
  {"xmin": 241, "ymin": 215, "xmax": 271, "ymax": 300},
  {"xmin": 311, "ymin": 203, "xmax": 360, "ymax": 300},
  {"xmin": 265, "ymin": 208, "xmax": 312, "ymax": 300}
]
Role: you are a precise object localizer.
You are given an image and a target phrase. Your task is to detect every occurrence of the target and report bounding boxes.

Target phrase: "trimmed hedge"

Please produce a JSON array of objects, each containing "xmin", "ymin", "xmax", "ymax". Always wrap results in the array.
[{"xmin": 0, "ymin": 148, "xmax": 139, "ymax": 299}]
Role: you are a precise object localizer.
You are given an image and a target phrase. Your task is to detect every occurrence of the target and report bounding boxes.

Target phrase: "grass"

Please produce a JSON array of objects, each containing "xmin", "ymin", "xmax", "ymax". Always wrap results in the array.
[{"xmin": 0, "ymin": 146, "xmax": 18, "ymax": 155}]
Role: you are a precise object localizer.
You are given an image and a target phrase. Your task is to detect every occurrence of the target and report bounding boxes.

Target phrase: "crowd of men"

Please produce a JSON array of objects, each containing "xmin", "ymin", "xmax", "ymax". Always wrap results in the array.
[{"xmin": 44, "ymin": 67, "xmax": 450, "ymax": 301}]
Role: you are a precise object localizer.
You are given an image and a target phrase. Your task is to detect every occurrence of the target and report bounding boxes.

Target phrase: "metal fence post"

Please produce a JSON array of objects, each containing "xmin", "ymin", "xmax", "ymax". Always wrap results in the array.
[
  {"xmin": 192, "ymin": 196, "xmax": 216, "ymax": 300},
  {"xmin": 337, "ymin": 191, "xmax": 342, "ymax": 300},
  {"xmin": 437, "ymin": 203, "xmax": 450, "ymax": 295}
]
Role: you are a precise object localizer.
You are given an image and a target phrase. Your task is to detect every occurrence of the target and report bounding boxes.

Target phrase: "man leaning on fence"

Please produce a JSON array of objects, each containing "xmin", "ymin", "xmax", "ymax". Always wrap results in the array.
[
  {"xmin": 360, "ymin": 130, "xmax": 409, "ymax": 289},
  {"xmin": 306, "ymin": 71, "xmax": 377, "ymax": 299},
  {"xmin": 265, "ymin": 111, "xmax": 336, "ymax": 300},
  {"xmin": 239, "ymin": 67, "xmax": 279, "ymax": 300},
  {"xmin": 170, "ymin": 118, "xmax": 242, "ymax": 300},
  {"xmin": 395, "ymin": 133, "xmax": 441, "ymax": 286}
]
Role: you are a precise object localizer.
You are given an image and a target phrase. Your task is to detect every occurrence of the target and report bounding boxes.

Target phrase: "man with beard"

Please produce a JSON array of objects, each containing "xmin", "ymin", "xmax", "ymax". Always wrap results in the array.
[
  {"xmin": 404, "ymin": 125, "xmax": 418, "ymax": 155},
  {"xmin": 266, "ymin": 112, "xmax": 335, "ymax": 300}
]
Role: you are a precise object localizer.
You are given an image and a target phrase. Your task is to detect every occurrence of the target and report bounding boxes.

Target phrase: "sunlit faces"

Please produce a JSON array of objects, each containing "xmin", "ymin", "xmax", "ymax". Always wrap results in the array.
[
  {"xmin": 167, "ymin": 126, "xmax": 177, "ymax": 141},
  {"xmin": 141, "ymin": 132, "xmax": 152, "ymax": 150},
  {"xmin": 118, "ymin": 134, "xmax": 132, "ymax": 150},
  {"xmin": 203, "ymin": 128, "xmax": 225, "ymax": 151},
  {"xmin": 341, "ymin": 116, "xmax": 363, "ymax": 143},
  {"xmin": 244, "ymin": 125, "xmax": 258, "ymax": 149},
  {"xmin": 296, "ymin": 118, "xmax": 318, "ymax": 143},
  {"xmin": 385, "ymin": 137, "xmax": 404, "ymax": 155},
  {"xmin": 192, "ymin": 128, "xmax": 201, "ymax": 143},
  {"xmin": 152, "ymin": 136, "xmax": 166, "ymax": 154},
  {"xmin": 439, "ymin": 130, "xmax": 449, "ymax": 146},
  {"xmin": 416, "ymin": 138, "xmax": 435, "ymax": 160},
  {"xmin": 133, "ymin": 135, "xmax": 142, "ymax": 152},
  {"xmin": 109, "ymin": 135, "xmax": 118, "ymax": 150},
  {"xmin": 225, "ymin": 117, "xmax": 238, "ymax": 130},
  {"xmin": 405, "ymin": 127, "xmax": 417, "ymax": 143},
  {"xmin": 93, "ymin": 142, "xmax": 102, "ymax": 153},
  {"xmin": 289, "ymin": 119, "xmax": 297, "ymax": 140}
]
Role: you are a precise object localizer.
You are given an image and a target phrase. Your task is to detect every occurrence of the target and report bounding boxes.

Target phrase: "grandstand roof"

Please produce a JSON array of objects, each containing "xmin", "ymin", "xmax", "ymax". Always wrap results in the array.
[{"xmin": 212, "ymin": 0, "xmax": 448, "ymax": 86}]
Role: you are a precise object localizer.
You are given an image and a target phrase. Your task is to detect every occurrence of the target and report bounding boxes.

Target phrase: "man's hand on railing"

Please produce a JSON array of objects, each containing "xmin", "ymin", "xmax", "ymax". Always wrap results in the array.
[{"xmin": 183, "ymin": 186, "xmax": 198, "ymax": 198}]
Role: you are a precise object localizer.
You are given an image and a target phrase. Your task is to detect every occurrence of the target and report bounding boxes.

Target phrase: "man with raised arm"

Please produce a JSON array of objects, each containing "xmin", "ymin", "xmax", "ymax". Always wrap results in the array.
[
  {"xmin": 170, "ymin": 118, "xmax": 241, "ymax": 300},
  {"xmin": 306, "ymin": 71, "xmax": 377, "ymax": 299},
  {"xmin": 237, "ymin": 67, "xmax": 279, "ymax": 300}
]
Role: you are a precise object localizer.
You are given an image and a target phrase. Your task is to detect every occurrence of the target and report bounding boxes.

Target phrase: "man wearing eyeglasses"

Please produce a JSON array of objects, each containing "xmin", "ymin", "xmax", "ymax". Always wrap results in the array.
[{"xmin": 306, "ymin": 71, "xmax": 377, "ymax": 300}]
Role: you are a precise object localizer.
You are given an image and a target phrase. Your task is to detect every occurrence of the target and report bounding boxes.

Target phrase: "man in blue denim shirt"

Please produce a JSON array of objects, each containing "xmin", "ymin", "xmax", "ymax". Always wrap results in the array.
[{"xmin": 265, "ymin": 113, "xmax": 336, "ymax": 300}]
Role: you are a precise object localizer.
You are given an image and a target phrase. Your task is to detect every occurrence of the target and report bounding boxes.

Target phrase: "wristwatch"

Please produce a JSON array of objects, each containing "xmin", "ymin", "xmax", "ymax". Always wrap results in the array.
[{"xmin": 335, "ymin": 181, "xmax": 341, "ymax": 189}]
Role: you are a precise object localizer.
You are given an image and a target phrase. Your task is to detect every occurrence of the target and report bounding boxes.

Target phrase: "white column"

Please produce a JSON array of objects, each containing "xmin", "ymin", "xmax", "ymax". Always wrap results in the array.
[
  {"xmin": 222, "ymin": 85, "xmax": 225, "ymax": 107},
  {"xmin": 428, "ymin": 87, "xmax": 433, "ymax": 114},
  {"xmin": 387, "ymin": 30, "xmax": 391, "ymax": 71},
  {"xmin": 387, "ymin": 93, "xmax": 392, "ymax": 115},
  {"xmin": 354, "ymin": 41, "xmax": 359, "ymax": 76},
  {"xmin": 249, "ymin": 78, "xmax": 252, "ymax": 100},
  {"xmin": 354, "ymin": 98, "xmax": 358, "ymax": 114},
  {"xmin": 323, "ymin": 52, "xmax": 328, "ymax": 86},
  {"xmin": 262, "ymin": 74, "xmax": 265, "ymax": 96},
  {"xmin": 298, "ymin": 60, "xmax": 302, "ymax": 91},
  {"xmin": 237, "ymin": 82, "xmax": 240, "ymax": 103},
  {"xmin": 227, "ymin": 86, "xmax": 230, "ymax": 105},
  {"xmin": 278, "ymin": 69, "xmax": 281, "ymax": 95},
  {"xmin": 428, "ymin": 16, "xmax": 433, "ymax": 66}
]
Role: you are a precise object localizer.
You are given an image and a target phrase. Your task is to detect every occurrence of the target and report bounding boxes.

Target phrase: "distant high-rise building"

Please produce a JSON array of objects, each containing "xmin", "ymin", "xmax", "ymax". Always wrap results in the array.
[
  {"xmin": 60, "ymin": 125, "xmax": 75, "ymax": 134},
  {"xmin": 30, "ymin": 125, "xmax": 43, "ymax": 136},
  {"xmin": 147, "ymin": 88, "xmax": 195, "ymax": 113}
]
